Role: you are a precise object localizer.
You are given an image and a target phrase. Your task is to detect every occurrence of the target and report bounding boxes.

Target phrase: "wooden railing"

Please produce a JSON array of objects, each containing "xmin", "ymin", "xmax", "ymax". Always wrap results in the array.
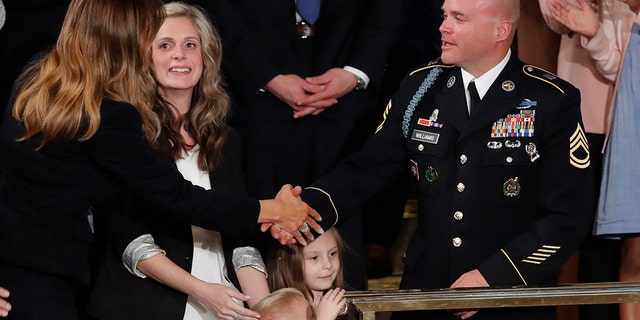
[{"xmin": 345, "ymin": 282, "xmax": 640, "ymax": 320}]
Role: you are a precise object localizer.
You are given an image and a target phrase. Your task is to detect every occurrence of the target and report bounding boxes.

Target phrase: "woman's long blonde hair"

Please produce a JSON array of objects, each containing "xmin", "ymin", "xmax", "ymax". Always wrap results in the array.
[
  {"xmin": 12, "ymin": 0, "xmax": 164, "ymax": 146},
  {"xmin": 150, "ymin": 2, "xmax": 230, "ymax": 171}
]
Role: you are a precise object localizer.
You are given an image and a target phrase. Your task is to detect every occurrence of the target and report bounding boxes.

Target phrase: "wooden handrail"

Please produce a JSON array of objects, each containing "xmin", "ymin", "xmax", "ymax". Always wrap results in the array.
[{"xmin": 345, "ymin": 282, "xmax": 640, "ymax": 320}]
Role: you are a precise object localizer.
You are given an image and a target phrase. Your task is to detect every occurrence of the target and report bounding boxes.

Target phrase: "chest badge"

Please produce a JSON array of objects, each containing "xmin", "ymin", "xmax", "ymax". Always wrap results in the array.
[
  {"xmin": 503, "ymin": 177, "xmax": 521, "ymax": 197},
  {"xmin": 418, "ymin": 109, "xmax": 444, "ymax": 128},
  {"xmin": 425, "ymin": 166, "xmax": 439, "ymax": 182}
]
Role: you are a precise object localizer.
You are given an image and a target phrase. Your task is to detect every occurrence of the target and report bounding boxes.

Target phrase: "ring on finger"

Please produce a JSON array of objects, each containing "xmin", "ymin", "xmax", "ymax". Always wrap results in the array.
[
  {"xmin": 298, "ymin": 222, "xmax": 310, "ymax": 233},
  {"xmin": 234, "ymin": 313, "xmax": 240, "ymax": 320}
]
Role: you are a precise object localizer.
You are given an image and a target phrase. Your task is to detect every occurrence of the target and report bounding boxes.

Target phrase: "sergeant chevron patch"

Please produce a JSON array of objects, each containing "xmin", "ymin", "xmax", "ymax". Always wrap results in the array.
[
  {"xmin": 522, "ymin": 245, "xmax": 561, "ymax": 265},
  {"xmin": 569, "ymin": 124, "xmax": 590, "ymax": 169}
]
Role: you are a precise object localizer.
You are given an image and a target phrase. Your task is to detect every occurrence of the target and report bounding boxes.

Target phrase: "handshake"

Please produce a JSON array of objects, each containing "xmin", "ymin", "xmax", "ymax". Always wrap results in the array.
[{"xmin": 257, "ymin": 184, "xmax": 324, "ymax": 246}]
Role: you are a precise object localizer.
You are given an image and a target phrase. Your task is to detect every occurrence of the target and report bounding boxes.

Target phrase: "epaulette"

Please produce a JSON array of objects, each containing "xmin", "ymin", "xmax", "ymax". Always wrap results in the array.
[
  {"xmin": 409, "ymin": 58, "xmax": 455, "ymax": 77},
  {"xmin": 523, "ymin": 65, "xmax": 572, "ymax": 94}
]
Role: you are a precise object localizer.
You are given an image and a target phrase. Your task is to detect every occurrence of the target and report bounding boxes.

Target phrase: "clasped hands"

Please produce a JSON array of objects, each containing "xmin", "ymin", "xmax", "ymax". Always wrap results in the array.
[
  {"xmin": 258, "ymin": 184, "xmax": 323, "ymax": 246},
  {"xmin": 264, "ymin": 68, "xmax": 360, "ymax": 119}
]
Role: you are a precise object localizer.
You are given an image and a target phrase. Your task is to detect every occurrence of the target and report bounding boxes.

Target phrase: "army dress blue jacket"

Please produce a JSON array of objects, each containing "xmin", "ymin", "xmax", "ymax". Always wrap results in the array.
[{"xmin": 302, "ymin": 55, "xmax": 594, "ymax": 319}]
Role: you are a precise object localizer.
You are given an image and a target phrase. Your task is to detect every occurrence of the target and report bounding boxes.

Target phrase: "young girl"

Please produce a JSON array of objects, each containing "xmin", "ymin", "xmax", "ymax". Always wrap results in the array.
[{"xmin": 267, "ymin": 228, "xmax": 349, "ymax": 320}]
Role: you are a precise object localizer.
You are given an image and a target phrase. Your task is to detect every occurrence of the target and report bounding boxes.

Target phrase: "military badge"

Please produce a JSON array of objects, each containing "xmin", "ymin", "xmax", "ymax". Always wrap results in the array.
[
  {"xmin": 518, "ymin": 99, "xmax": 537, "ymax": 109},
  {"xmin": 417, "ymin": 109, "xmax": 443, "ymax": 128},
  {"xmin": 503, "ymin": 177, "xmax": 520, "ymax": 197},
  {"xmin": 487, "ymin": 141, "xmax": 503, "ymax": 149},
  {"xmin": 525, "ymin": 142, "xmax": 540, "ymax": 162},
  {"xmin": 505, "ymin": 140, "xmax": 521, "ymax": 148},
  {"xmin": 502, "ymin": 80, "xmax": 515, "ymax": 92},
  {"xmin": 447, "ymin": 76, "xmax": 456, "ymax": 88},
  {"xmin": 425, "ymin": 166, "xmax": 438, "ymax": 182}
]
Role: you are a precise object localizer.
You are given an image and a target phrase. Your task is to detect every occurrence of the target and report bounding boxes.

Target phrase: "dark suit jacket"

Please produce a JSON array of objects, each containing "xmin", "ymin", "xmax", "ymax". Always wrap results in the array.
[
  {"xmin": 0, "ymin": 99, "xmax": 259, "ymax": 286},
  {"xmin": 87, "ymin": 130, "xmax": 256, "ymax": 320},
  {"xmin": 302, "ymin": 55, "xmax": 594, "ymax": 319},
  {"xmin": 189, "ymin": 0, "xmax": 401, "ymax": 122}
]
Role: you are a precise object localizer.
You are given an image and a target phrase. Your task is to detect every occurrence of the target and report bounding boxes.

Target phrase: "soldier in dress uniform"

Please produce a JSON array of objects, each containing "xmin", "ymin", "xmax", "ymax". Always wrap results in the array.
[{"xmin": 300, "ymin": 0, "xmax": 594, "ymax": 319}]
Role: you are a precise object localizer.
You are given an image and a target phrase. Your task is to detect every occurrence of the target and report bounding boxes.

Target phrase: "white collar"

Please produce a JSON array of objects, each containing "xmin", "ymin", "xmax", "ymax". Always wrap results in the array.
[{"xmin": 461, "ymin": 49, "xmax": 511, "ymax": 99}]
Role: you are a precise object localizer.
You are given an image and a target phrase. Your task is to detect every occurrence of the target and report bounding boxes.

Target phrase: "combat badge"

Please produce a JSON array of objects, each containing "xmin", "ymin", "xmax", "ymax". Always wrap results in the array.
[
  {"xmin": 503, "ymin": 177, "xmax": 520, "ymax": 197},
  {"xmin": 570, "ymin": 123, "xmax": 590, "ymax": 169},
  {"xmin": 425, "ymin": 166, "xmax": 438, "ymax": 182}
]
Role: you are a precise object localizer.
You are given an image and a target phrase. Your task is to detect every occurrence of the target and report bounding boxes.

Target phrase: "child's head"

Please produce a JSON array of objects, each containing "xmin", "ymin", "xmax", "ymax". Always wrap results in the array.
[
  {"xmin": 268, "ymin": 228, "xmax": 345, "ymax": 300},
  {"xmin": 252, "ymin": 288, "xmax": 314, "ymax": 320}
]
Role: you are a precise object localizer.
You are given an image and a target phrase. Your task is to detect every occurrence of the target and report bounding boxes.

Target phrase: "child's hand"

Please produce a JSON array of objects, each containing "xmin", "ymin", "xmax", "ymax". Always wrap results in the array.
[{"xmin": 313, "ymin": 288, "xmax": 346, "ymax": 320}]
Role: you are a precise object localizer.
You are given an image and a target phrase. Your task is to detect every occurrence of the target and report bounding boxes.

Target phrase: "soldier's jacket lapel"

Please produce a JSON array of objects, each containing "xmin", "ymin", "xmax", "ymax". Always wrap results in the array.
[
  {"xmin": 435, "ymin": 68, "xmax": 468, "ymax": 134},
  {"xmin": 460, "ymin": 58, "xmax": 523, "ymax": 140}
]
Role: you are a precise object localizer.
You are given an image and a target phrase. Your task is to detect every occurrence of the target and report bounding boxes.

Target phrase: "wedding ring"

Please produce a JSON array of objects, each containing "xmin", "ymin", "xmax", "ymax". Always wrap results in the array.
[
  {"xmin": 298, "ymin": 222, "xmax": 310, "ymax": 233},
  {"xmin": 234, "ymin": 313, "xmax": 240, "ymax": 320}
]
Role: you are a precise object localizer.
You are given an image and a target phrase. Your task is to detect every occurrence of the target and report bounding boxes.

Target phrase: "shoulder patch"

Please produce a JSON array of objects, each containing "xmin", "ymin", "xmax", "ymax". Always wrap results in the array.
[{"xmin": 522, "ymin": 65, "xmax": 571, "ymax": 94}]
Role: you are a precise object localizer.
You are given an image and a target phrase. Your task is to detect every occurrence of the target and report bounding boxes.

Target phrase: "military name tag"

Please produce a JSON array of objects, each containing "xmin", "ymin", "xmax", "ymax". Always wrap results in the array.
[
  {"xmin": 412, "ymin": 129, "xmax": 440, "ymax": 144},
  {"xmin": 491, "ymin": 110, "xmax": 535, "ymax": 138}
]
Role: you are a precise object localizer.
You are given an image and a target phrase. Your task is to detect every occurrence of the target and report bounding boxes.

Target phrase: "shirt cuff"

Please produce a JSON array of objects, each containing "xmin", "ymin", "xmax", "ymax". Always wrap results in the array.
[
  {"xmin": 122, "ymin": 234, "xmax": 166, "ymax": 278},
  {"xmin": 343, "ymin": 66, "xmax": 370, "ymax": 89},
  {"xmin": 232, "ymin": 246, "xmax": 267, "ymax": 278}
]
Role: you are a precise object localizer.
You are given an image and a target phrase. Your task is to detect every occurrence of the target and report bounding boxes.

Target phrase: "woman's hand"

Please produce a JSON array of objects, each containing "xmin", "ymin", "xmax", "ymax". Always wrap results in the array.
[
  {"xmin": 192, "ymin": 282, "xmax": 260, "ymax": 320},
  {"xmin": 258, "ymin": 184, "xmax": 324, "ymax": 246}
]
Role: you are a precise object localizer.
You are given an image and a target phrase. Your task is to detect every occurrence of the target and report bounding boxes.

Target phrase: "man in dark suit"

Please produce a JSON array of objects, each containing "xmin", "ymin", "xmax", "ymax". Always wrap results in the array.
[
  {"xmin": 189, "ymin": 0, "xmax": 402, "ymax": 290},
  {"xmin": 300, "ymin": 0, "xmax": 594, "ymax": 319}
]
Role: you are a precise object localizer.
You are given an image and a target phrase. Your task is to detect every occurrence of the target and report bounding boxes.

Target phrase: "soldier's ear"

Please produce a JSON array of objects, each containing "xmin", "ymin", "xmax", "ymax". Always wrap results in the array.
[{"xmin": 495, "ymin": 20, "xmax": 512, "ymax": 42}]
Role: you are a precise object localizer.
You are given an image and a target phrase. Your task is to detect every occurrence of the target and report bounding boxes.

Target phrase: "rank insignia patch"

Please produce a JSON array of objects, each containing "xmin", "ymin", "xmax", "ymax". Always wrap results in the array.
[
  {"xmin": 491, "ymin": 110, "xmax": 535, "ymax": 138},
  {"xmin": 569, "ymin": 124, "xmax": 590, "ymax": 169}
]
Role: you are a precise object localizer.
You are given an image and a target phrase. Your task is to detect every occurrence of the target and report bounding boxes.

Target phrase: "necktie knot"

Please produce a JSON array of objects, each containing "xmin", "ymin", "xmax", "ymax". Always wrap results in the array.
[{"xmin": 297, "ymin": 0, "xmax": 321, "ymax": 25}]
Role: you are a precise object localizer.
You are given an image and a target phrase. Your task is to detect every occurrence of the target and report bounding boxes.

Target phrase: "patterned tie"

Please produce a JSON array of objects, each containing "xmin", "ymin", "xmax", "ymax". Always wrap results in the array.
[
  {"xmin": 297, "ymin": 0, "xmax": 321, "ymax": 25},
  {"xmin": 468, "ymin": 81, "xmax": 481, "ymax": 116}
]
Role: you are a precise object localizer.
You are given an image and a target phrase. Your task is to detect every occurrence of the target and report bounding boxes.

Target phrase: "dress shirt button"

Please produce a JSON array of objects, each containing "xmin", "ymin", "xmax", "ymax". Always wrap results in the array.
[
  {"xmin": 452, "ymin": 237, "xmax": 462, "ymax": 247},
  {"xmin": 460, "ymin": 155, "xmax": 468, "ymax": 164},
  {"xmin": 418, "ymin": 144, "xmax": 424, "ymax": 151},
  {"xmin": 457, "ymin": 183, "xmax": 465, "ymax": 192},
  {"xmin": 506, "ymin": 156, "xmax": 513, "ymax": 163},
  {"xmin": 454, "ymin": 211, "xmax": 464, "ymax": 221}
]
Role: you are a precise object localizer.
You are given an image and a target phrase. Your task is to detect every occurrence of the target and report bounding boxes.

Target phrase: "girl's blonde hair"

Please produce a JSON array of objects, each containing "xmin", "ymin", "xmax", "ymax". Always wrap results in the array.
[
  {"xmin": 252, "ymin": 288, "xmax": 311, "ymax": 320},
  {"xmin": 12, "ymin": 0, "xmax": 164, "ymax": 147},
  {"xmin": 150, "ymin": 2, "xmax": 230, "ymax": 171},
  {"xmin": 267, "ymin": 228, "xmax": 345, "ymax": 300}
]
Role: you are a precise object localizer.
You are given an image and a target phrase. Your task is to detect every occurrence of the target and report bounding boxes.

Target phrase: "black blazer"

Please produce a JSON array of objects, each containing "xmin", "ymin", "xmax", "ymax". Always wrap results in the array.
[
  {"xmin": 88, "ymin": 130, "xmax": 256, "ymax": 320},
  {"xmin": 302, "ymin": 55, "xmax": 594, "ymax": 319},
  {"xmin": 0, "ymin": 99, "xmax": 259, "ymax": 285}
]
